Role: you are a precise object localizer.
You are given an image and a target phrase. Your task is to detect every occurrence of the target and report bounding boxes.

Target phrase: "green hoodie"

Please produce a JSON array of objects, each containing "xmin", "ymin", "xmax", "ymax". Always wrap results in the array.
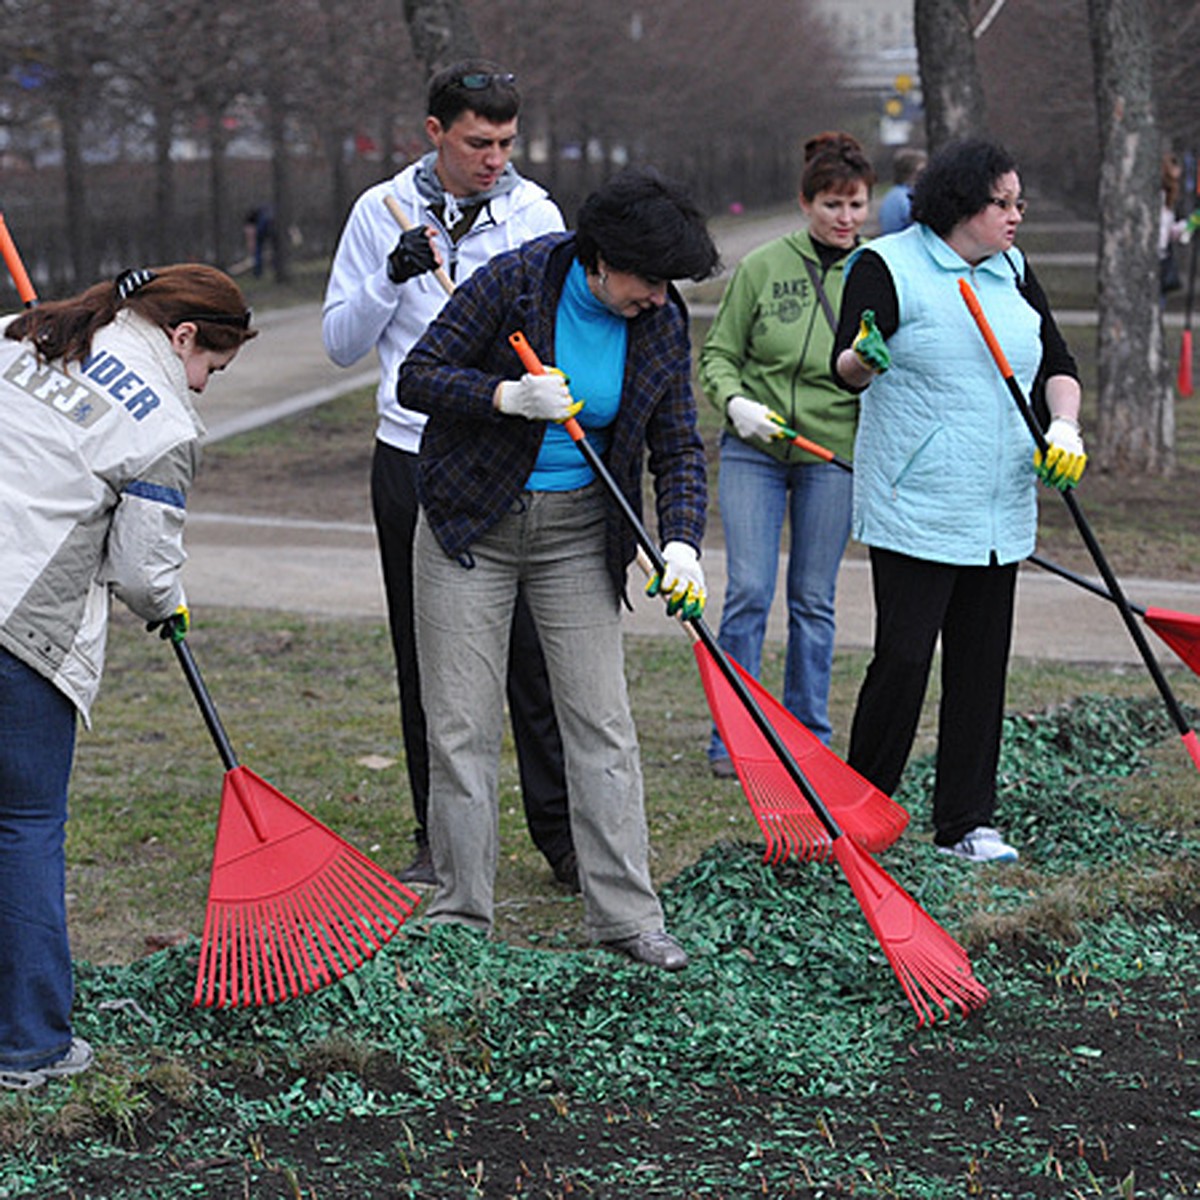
[{"xmin": 700, "ymin": 228, "xmax": 860, "ymax": 464}]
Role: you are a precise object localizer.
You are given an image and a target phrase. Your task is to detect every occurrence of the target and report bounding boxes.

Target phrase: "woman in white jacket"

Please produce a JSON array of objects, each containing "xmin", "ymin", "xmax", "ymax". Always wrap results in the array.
[{"xmin": 0, "ymin": 264, "xmax": 255, "ymax": 1090}]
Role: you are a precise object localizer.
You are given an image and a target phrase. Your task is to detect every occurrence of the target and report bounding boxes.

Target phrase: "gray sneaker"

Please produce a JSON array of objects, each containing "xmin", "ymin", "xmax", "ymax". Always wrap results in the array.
[
  {"xmin": 0, "ymin": 1037, "xmax": 94, "ymax": 1091},
  {"xmin": 604, "ymin": 930, "xmax": 689, "ymax": 971}
]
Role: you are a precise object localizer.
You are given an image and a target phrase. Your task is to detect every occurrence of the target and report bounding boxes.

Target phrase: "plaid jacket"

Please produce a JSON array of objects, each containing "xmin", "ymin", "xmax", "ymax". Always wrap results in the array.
[{"xmin": 398, "ymin": 234, "xmax": 707, "ymax": 598}]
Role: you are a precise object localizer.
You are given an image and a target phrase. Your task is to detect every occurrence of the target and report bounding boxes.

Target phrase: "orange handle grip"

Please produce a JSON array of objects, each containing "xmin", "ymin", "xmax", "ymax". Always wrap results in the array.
[
  {"xmin": 958, "ymin": 278, "xmax": 1013, "ymax": 379},
  {"xmin": 0, "ymin": 214, "xmax": 37, "ymax": 307},
  {"xmin": 507, "ymin": 331, "xmax": 585, "ymax": 441},
  {"xmin": 788, "ymin": 430, "xmax": 835, "ymax": 462}
]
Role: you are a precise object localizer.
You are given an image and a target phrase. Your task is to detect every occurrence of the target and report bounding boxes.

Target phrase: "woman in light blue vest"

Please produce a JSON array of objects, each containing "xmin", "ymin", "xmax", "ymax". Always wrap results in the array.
[{"xmin": 831, "ymin": 139, "xmax": 1086, "ymax": 864}]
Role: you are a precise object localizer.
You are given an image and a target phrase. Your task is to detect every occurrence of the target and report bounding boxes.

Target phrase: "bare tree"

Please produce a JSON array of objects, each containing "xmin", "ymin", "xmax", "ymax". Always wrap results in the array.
[
  {"xmin": 915, "ymin": 0, "xmax": 988, "ymax": 150},
  {"xmin": 1088, "ymin": 0, "xmax": 1173, "ymax": 473}
]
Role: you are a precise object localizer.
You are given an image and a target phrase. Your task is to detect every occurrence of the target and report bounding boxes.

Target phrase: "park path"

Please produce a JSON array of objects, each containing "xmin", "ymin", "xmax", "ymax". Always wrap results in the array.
[{"xmin": 183, "ymin": 218, "xmax": 1200, "ymax": 666}]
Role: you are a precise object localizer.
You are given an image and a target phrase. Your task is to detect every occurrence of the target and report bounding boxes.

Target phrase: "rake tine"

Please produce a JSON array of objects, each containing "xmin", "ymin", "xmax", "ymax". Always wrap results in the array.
[
  {"xmin": 269, "ymin": 896, "xmax": 312, "ymax": 1000},
  {"xmin": 310, "ymin": 872, "xmax": 368, "ymax": 967},
  {"xmin": 329, "ymin": 858, "xmax": 393, "ymax": 945}
]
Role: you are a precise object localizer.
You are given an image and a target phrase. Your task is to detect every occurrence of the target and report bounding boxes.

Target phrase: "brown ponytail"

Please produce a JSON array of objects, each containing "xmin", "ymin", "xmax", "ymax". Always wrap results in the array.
[{"xmin": 7, "ymin": 263, "xmax": 256, "ymax": 365}]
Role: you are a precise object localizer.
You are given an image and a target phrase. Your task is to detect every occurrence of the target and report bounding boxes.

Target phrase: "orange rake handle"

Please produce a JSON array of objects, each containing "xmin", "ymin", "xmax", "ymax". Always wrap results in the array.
[
  {"xmin": 773, "ymin": 420, "xmax": 852, "ymax": 471},
  {"xmin": 959, "ymin": 278, "xmax": 1200, "ymax": 772},
  {"xmin": 508, "ymin": 329, "xmax": 986, "ymax": 1024},
  {"xmin": 0, "ymin": 213, "xmax": 37, "ymax": 307},
  {"xmin": 507, "ymin": 328, "xmax": 844, "ymax": 844}
]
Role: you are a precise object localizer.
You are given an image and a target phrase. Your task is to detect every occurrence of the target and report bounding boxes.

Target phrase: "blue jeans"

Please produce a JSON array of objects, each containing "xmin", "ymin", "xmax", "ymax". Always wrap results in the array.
[
  {"xmin": 0, "ymin": 648, "xmax": 77, "ymax": 1072},
  {"xmin": 711, "ymin": 434, "xmax": 852, "ymax": 752},
  {"xmin": 414, "ymin": 484, "xmax": 663, "ymax": 942}
]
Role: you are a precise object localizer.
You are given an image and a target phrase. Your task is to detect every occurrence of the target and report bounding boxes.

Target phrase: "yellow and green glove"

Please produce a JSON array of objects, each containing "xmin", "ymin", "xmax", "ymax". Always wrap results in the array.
[
  {"xmin": 147, "ymin": 603, "xmax": 190, "ymax": 643},
  {"xmin": 646, "ymin": 542, "xmax": 706, "ymax": 620},
  {"xmin": 852, "ymin": 309, "xmax": 891, "ymax": 374},
  {"xmin": 1033, "ymin": 417, "xmax": 1087, "ymax": 490}
]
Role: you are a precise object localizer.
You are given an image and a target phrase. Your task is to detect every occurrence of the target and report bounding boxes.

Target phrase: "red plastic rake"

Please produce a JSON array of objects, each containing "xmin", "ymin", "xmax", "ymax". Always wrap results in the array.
[
  {"xmin": 510, "ymin": 331, "xmax": 987, "ymax": 1024},
  {"xmin": 630, "ymin": 546, "xmax": 907, "ymax": 858},
  {"xmin": 1027, "ymin": 553, "xmax": 1200, "ymax": 677},
  {"xmin": 174, "ymin": 638, "xmax": 421, "ymax": 1008}
]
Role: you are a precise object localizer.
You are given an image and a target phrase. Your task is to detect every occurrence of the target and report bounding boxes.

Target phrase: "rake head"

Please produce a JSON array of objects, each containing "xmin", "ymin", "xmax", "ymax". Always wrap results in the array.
[
  {"xmin": 832, "ymin": 838, "xmax": 989, "ymax": 1026},
  {"xmin": 193, "ymin": 766, "xmax": 422, "ymax": 1008},
  {"xmin": 1144, "ymin": 606, "xmax": 1200, "ymax": 675},
  {"xmin": 694, "ymin": 645, "xmax": 909, "ymax": 860}
]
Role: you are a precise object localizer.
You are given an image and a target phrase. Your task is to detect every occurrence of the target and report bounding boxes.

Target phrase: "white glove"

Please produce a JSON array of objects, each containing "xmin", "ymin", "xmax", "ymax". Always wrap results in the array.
[
  {"xmin": 1035, "ymin": 416, "xmax": 1087, "ymax": 490},
  {"xmin": 648, "ymin": 541, "xmax": 706, "ymax": 619},
  {"xmin": 726, "ymin": 395, "xmax": 783, "ymax": 442},
  {"xmin": 496, "ymin": 370, "xmax": 583, "ymax": 422}
]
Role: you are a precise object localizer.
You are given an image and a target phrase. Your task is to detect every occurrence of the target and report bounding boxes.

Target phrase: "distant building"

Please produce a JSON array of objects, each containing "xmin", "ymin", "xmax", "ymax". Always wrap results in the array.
[
  {"xmin": 808, "ymin": 0, "xmax": 913, "ymax": 51},
  {"xmin": 808, "ymin": 0, "xmax": 920, "ymax": 144}
]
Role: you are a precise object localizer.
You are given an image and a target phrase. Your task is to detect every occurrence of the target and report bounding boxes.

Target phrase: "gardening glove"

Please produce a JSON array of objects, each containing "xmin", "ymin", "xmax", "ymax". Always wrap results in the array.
[
  {"xmin": 1182, "ymin": 208, "xmax": 1200, "ymax": 244},
  {"xmin": 496, "ymin": 369, "xmax": 583, "ymax": 422},
  {"xmin": 386, "ymin": 226, "xmax": 438, "ymax": 284},
  {"xmin": 146, "ymin": 603, "xmax": 190, "ymax": 643},
  {"xmin": 1034, "ymin": 417, "xmax": 1087, "ymax": 491},
  {"xmin": 852, "ymin": 309, "xmax": 890, "ymax": 374},
  {"xmin": 726, "ymin": 395, "xmax": 786, "ymax": 443},
  {"xmin": 646, "ymin": 541, "xmax": 706, "ymax": 620}
]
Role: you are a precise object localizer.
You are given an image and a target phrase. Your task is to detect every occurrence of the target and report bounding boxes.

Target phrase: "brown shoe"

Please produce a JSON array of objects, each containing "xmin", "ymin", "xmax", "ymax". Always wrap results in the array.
[{"xmin": 710, "ymin": 756, "xmax": 737, "ymax": 780}]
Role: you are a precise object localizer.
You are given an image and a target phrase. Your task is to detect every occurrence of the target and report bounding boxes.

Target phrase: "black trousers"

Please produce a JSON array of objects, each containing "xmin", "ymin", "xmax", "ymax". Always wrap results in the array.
[
  {"xmin": 371, "ymin": 441, "xmax": 573, "ymax": 866},
  {"xmin": 847, "ymin": 547, "xmax": 1018, "ymax": 846}
]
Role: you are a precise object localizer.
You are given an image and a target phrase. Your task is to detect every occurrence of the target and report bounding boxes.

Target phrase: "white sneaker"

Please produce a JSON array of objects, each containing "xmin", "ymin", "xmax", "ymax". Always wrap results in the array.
[{"xmin": 938, "ymin": 826, "xmax": 1019, "ymax": 863}]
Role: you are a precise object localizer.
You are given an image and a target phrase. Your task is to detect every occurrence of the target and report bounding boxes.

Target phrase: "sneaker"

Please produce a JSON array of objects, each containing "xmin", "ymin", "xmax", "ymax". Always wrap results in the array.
[
  {"xmin": 710, "ymin": 756, "xmax": 737, "ymax": 780},
  {"xmin": 938, "ymin": 826, "xmax": 1019, "ymax": 863},
  {"xmin": 603, "ymin": 930, "xmax": 689, "ymax": 971},
  {"xmin": 0, "ymin": 1037, "xmax": 94, "ymax": 1091},
  {"xmin": 551, "ymin": 849, "xmax": 581, "ymax": 893},
  {"xmin": 396, "ymin": 843, "xmax": 437, "ymax": 886}
]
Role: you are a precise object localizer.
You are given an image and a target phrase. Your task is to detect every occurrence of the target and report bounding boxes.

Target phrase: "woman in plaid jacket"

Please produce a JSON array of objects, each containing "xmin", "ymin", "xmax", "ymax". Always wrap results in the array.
[{"xmin": 399, "ymin": 168, "xmax": 718, "ymax": 971}]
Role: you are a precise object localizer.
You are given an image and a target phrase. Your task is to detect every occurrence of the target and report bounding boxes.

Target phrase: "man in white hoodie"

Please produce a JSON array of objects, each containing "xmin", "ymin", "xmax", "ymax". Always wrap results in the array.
[{"xmin": 323, "ymin": 61, "xmax": 576, "ymax": 889}]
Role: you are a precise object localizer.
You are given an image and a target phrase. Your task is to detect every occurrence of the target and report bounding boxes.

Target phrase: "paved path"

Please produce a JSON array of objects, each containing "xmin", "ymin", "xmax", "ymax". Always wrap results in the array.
[{"xmin": 184, "ymin": 255, "xmax": 1200, "ymax": 669}]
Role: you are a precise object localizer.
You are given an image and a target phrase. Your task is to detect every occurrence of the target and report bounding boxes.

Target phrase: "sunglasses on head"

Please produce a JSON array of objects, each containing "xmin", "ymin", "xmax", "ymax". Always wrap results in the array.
[{"xmin": 457, "ymin": 72, "xmax": 516, "ymax": 90}]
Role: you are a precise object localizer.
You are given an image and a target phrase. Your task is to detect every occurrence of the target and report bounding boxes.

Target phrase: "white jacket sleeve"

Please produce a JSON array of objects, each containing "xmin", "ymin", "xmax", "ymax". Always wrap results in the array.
[
  {"xmin": 101, "ymin": 440, "xmax": 198, "ymax": 622},
  {"xmin": 322, "ymin": 189, "xmax": 405, "ymax": 367}
]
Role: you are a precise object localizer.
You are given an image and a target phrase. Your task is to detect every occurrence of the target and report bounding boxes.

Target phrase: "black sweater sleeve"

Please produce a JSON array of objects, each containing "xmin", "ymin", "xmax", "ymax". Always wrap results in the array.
[
  {"xmin": 831, "ymin": 250, "xmax": 897, "ymax": 391},
  {"xmin": 1016, "ymin": 260, "xmax": 1079, "ymax": 382}
]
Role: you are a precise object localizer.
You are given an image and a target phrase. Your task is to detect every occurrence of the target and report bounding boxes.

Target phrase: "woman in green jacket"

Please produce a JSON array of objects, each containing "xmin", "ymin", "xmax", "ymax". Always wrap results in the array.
[{"xmin": 700, "ymin": 132, "xmax": 874, "ymax": 768}]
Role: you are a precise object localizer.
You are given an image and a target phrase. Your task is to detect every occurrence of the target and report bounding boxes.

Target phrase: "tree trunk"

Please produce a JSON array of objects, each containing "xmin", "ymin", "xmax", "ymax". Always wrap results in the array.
[
  {"xmin": 207, "ymin": 114, "xmax": 230, "ymax": 268},
  {"xmin": 152, "ymin": 94, "xmax": 176, "ymax": 263},
  {"xmin": 914, "ymin": 0, "xmax": 987, "ymax": 151},
  {"xmin": 1087, "ymin": 0, "xmax": 1172, "ymax": 474},
  {"xmin": 402, "ymin": 0, "xmax": 478, "ymax": 76}
]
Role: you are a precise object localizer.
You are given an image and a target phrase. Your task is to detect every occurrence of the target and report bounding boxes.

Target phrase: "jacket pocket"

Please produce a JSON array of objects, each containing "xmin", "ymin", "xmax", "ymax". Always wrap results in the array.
[{"xmin": 888, "ymin": 422, "xmax": 944, "ymax": 497}]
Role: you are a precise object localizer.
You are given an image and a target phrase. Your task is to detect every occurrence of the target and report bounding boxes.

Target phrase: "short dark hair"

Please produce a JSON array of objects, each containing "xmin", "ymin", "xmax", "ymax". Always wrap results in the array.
[
  {"xmin": 427, "ymin": 59, "xmax": 520, "ymax": 128},
  {"xmin": 574, "ymin": 167, "xmax": 720, "ymax": 283},
  {"xmin": 800, "ymin": 131, "xmax": 876, "ymax": 200},
  {"xmin": 891, "ymin": 147, "xmax": 927, "ymax": 186},
  {"xmin": 910, "ymin": 138, "xmax": 1018, "ymax": 236}
]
